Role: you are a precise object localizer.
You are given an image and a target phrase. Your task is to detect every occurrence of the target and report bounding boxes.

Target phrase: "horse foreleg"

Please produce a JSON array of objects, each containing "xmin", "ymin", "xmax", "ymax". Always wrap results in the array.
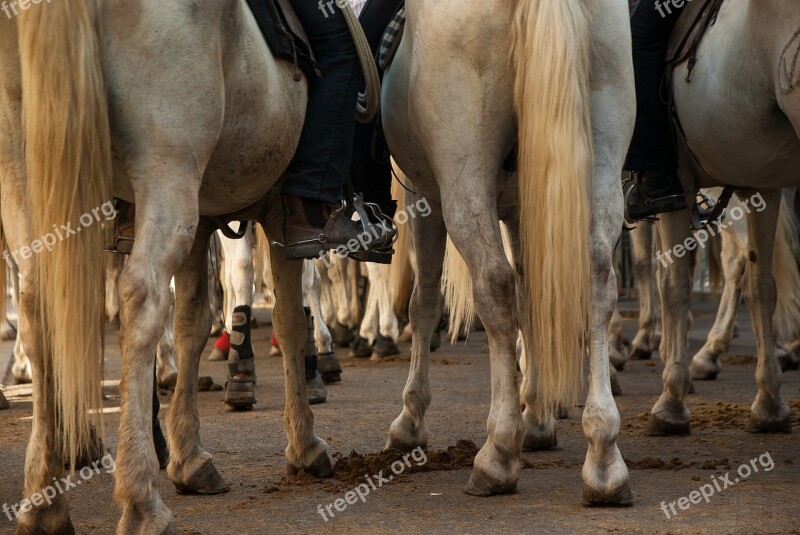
[
  {"xmin": 261, "ymin": 214, "xmax": 332, "ymax": 477},
  {"xmin": 156, "ymin": 284, "xmax": 178, "ymax": 389},
  {"xmin": 386, "ymin": 193, "xmax": 446, "ymax": 452},
  {"xmin": 630, "ymin": 222, "xmax": 659, "ymax": 359},
  {"xmin": 649, "ymin": 210, "xmax": 693, "ymax": 435},
  {"xmin": 741, "ymin": 194, "xmax": 792, "ymax": 432},
  {"xmin": 691, "ymin": 225, "xmax": 747, "ymax": 380}
]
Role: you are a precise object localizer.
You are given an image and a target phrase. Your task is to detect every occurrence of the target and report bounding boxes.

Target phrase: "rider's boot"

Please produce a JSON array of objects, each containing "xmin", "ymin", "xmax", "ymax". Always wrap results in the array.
[{"xmin": 624, "ymin": 170, "xmax": 688, "ymax": 222}]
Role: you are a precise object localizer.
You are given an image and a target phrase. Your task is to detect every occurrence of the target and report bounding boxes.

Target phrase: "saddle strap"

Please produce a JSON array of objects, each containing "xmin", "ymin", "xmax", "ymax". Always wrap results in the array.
[{"xmin": 683, "ymin": 0, "xmax": 724, "ymax": 83}]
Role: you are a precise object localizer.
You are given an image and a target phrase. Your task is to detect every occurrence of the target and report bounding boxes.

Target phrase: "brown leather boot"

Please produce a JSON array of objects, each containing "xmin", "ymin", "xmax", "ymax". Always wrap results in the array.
[{"xmin": 281, "ymin": 194, "xmax": 393, "ymax": 260}]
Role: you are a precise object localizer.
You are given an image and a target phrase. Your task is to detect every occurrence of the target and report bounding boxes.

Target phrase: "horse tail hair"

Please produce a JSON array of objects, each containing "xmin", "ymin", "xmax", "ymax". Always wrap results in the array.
[
  {"xmin": 706, "ymin": 229, "xmax": 724, "ymax": 294},
  {"xmin": 389, "ymin": 168, "xmax": 414, "ymax": 318},
  {"xmin": 773, "ymin": 193, "xmax": 800, "ymax": 339},
  {"xmin": 18, "ymin": 0, "xmax": 111, "ymax": 467},
  {"xmin": 442, "ymin": 237, "xmax": 474, "ymax": 344},
  {"xmin": 511, "ymin": 0, "xmax": 592, "ymax": 417}
]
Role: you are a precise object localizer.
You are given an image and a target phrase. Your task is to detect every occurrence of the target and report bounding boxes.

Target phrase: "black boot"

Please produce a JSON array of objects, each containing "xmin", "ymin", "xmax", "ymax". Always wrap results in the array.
[{"xmin": 624, "ymin": 171, "xmax": 688, "ymax": 222}]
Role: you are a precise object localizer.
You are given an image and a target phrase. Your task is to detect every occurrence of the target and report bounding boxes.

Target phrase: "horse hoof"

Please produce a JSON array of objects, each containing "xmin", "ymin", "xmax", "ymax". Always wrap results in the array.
[
  {"xmin": 333, "ymin": 322, "xmax": 355, "ymax": 348},
  {"xmin": 306, "ymin": 372, "xmax": 327, "ymax": 404},
  {"xmin": 173, "ymin": 458, "xmax": 230, "ymax": 495},
  {"xmin": 349, "ymin": 335, "xmax": 372, "ymax": 358},
  {"xmin": 16, "ymin": 519, "xmax": 76, "ymax": 535},
  {"xmin": 778, "ymin": 350, "xmax": 800, "ymax": 372},
  {"xmin": 464, "ymin": 466, "xmax": 518, "ymax": 496},
  {"xmin": 158, "ymin": 370, "xmax": 178, "ymax": 389},
  {"xmin": 745, "ymin": 402, "xmax": 792, "ymax": 433},
  {"xmin": 318, "ymin": 351, "xmax": 342, "ymax": 384},
  {"xmin": 0, "ymin": 390, "xmax": 10, "ymax": 410},
  {"xmin": 371, "ymin": 333, "xmax": 400, "ymax": 360},
  {"xmin": 629, "ymin": 346, "xmax": 652, "ymax": 360},
  {"xmin": 522, "ymin": 429, "xmax": 557, "ymax": 451},
  {"xmin": 582, "ymin": 480, "xmax": 634, "ymax": 507},
  {"xmin": 207, "ymin": 347, "xmax": 228, "ymax": 361},
  {"xmin": 287, "ymin": 449, "xmax": 333, "ymax": 478},
  {"xmin": 645, "ymin": 413, "xmax": 690, "ymax": 436},
  {"xmin": 690, "ymin": 359, "xmax": 721, "ymax": 381},
  {"xmin": 430, "ymin": 329, "xmax": 442, "ymax": 352},
  {"xmin": 610, "ymin": 371, "xmax": 623, "ymax": 397}
]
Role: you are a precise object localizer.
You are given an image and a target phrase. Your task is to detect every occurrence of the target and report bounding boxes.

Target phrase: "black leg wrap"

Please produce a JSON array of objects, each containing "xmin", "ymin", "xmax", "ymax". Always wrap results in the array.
[{"xmin": 224, "ymin": 305, "xmax": 256, "ymax": 410}]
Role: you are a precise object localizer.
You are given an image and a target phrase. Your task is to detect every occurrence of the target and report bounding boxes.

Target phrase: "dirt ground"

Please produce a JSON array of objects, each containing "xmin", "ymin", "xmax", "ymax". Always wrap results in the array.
[{"xmin": 1, "ymin": 297, "xmax": 799, "ymax": 535}]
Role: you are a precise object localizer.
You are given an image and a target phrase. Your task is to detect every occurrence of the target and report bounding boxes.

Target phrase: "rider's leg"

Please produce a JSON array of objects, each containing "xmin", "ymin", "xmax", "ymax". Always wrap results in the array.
[
  {"xmin": 624, "ymin": 0, "xmax": 687, "ymax": 220},
  {"xmin": 282, "ymin": 0, "xmax": 392, "ymax": 259}
]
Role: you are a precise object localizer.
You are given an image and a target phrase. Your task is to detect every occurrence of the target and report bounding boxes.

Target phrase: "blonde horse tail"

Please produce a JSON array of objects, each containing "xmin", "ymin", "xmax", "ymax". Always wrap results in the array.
[
  {"xmin": 389, "ymin": 169, "xmax": 414, "ymax": 317},
  {"xmin": 18, "ymin": 0, "xmax": 111, "ymax": 466},
  {"xmin": 442, "ymin": 237, "xmax": 474, "ymax": 343},
  {"xmin": 511, "ymin": 0, "xmax": 592, "ymax": 417},
  {"xmin": 773, "ymin": 194, "xmax": 800, "ymax": 338}
]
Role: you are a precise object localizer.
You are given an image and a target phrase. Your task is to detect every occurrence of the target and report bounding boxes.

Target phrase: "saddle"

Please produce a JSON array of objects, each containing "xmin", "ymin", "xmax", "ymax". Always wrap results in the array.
[{"xmin": 245, "ymin": 0, "xmax": 320, "ymax": 80}]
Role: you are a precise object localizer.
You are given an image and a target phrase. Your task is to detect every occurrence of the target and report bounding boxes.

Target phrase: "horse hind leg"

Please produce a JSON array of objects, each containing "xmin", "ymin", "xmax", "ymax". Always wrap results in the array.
[
  {"xmin": 503, "ymin": 214, "xmax": 559, "ymax": 450},
  {"xmin": 165, "ymin": 223, "xmax": 231, "ymax": 494},
  {"xmin": 691, "ymin": 224, "xmax": 746, "ymax": 380},
  {"xmin": 386, "ymin": 192, "xmax": 447, "ymax": 452},
  {"xmin": 740, "ymin": 193, "xmax": 792, "ymax": 432}
]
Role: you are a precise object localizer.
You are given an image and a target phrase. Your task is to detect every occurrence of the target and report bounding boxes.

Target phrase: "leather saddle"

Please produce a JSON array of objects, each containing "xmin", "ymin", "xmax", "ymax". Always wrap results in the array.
[{"xmin": 245, "ymin": 0, "xmax": 321, "ymax": 79}]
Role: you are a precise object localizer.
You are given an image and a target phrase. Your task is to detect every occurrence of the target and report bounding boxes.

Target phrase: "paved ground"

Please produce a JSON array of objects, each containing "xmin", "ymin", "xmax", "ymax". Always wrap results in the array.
[{"xmin": 1, "ymin": 297, "xmax": 799, "ymax": 534}]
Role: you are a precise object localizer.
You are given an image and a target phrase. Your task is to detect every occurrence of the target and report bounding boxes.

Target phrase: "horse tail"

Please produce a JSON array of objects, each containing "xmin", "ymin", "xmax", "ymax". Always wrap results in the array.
[
  {"xmin": 18, "ymin": 0, "xmax": 111, "ymax": 466},
  {"xmin": 773, "ymin": 193, "xmax": 800, "ymax": 338},
  {"xmin": 442, "ymin": 237, "xmax": 475, "ymax": 343},
  {"xmin": 706, "ymin": 229, "xmax": 724, "ymax": 293},
  {"xmin": 389, "ymin": 169, "xmax": 414, "ymax": 318},
  {"xmin": 511, "ymin": 0, "xmax": 592, "ymax": 416}
]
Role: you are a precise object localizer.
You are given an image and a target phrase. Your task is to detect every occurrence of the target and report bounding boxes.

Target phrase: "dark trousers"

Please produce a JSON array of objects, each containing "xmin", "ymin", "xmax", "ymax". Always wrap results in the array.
[
  {"xmin": 351, "ymin": 0, "xmax": 404, "ymax": 205},
  {"xmin": 282, "ymin": 0, "xmax": 361, "ymax": 204},
  {"xmin": 625, "ymin": 0, "xmax": 685, "ymax": 172}
]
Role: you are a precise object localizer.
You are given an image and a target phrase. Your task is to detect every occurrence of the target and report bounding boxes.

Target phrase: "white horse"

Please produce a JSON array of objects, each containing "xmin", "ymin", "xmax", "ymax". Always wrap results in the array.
[
  {"xmin": 0, "ymin": 1, "xmax": 342, "ymax": 532},
  {"xmin": 649, "ymin": 0, "xmax": 800, "ymax": 435},
  {"xmin": 384, "ymin": 0, "xmax": 635, "ymax": 502}
]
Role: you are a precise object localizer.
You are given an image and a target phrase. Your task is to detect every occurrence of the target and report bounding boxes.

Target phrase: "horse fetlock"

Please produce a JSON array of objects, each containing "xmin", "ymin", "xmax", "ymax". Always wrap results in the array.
[{"xmin": 386, "ymin": 411, "xmax": 429, "ymax": 451}]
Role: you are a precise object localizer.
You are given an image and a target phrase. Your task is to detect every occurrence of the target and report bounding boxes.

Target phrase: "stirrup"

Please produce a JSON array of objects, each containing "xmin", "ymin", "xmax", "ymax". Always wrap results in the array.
[
  {"xmin": 691, "ymin": 188, "xmax": 735, "ymax": 230},
  {"xmin": 622, "ymin": 175, "xmax": 657, "ymax": 227},
  {"xmin": 104, "ymin": 198, "xmax": 135, "ymax": 254},
  {"xmin": 347, "ymin": 196, "xmax": 396, "ymax": 263}
]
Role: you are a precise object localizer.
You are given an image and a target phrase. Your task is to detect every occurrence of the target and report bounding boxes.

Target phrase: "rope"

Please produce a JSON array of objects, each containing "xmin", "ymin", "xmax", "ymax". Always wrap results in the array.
[{"xmin": 342, "ymin": 4, "xmax": 381, "ymax": 123}]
